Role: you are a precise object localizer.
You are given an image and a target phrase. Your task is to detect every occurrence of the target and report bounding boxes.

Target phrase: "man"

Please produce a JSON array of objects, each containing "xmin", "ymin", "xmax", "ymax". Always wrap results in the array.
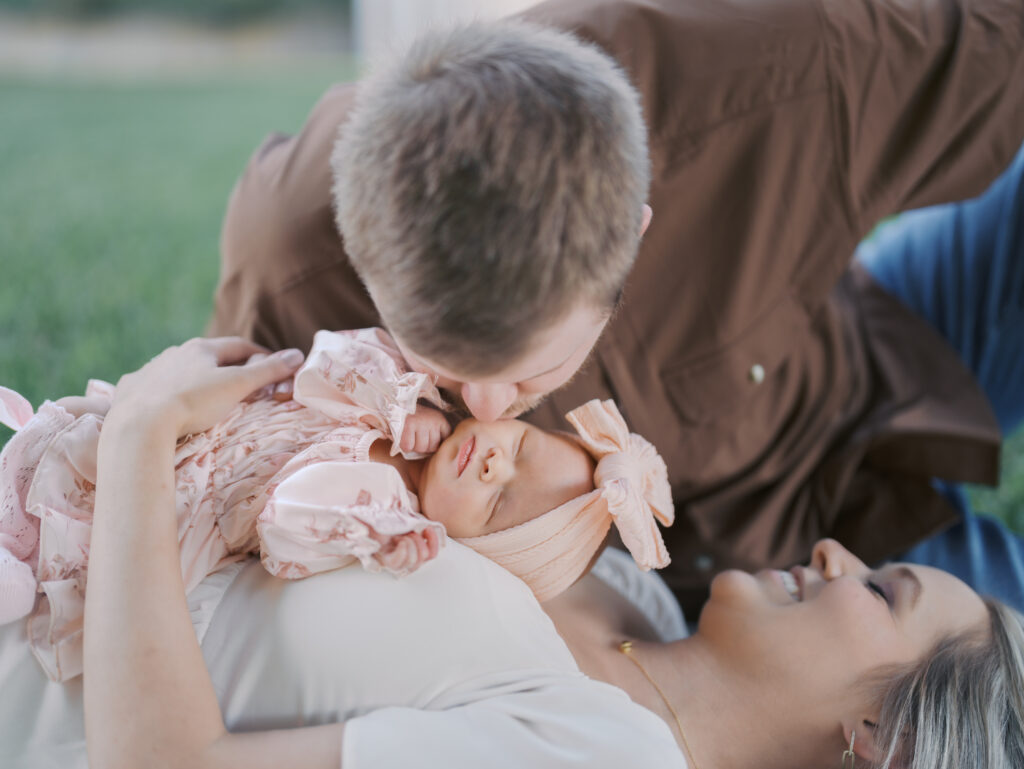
[{"xmin": 210, "ymin": 0, "xmax": 1024, "ymax": 613}]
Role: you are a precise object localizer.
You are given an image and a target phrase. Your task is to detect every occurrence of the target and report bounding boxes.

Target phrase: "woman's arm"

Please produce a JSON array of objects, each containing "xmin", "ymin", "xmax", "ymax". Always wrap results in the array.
[{"xmin": 83, "ymin": 338, "xmax": 345, "ymax": 769}]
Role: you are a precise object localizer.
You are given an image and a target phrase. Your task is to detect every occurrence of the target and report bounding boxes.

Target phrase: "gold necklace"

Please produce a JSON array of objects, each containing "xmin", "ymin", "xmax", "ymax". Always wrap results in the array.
[{"xmin": 618, "ymin": 640, "xmax": 701, "ymax": 769}]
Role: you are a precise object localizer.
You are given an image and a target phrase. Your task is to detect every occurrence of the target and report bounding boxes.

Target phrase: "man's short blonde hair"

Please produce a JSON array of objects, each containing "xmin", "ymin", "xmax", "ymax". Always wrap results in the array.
[{"xmin": 332, "ymin": 20, "xmax": 649, "ymax": 376}]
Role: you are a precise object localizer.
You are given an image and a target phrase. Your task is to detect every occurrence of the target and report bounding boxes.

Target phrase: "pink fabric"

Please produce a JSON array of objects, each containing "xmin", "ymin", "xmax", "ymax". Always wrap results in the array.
[
  {"xmin": 460, "ymin": 399, "xmax": 674, "ymax": 602},
  {"xmin": 0, "ymin": 329, "xmax": 445, "ymax": 682},
  {"xmin": 0, "ymin": 386, "xmax": 34, "ymax": 431}
]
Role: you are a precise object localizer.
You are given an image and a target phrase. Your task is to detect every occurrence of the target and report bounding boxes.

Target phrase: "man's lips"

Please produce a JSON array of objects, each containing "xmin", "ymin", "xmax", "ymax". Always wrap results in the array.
[{"xmin": 456, "ymin": 436, "xmax": 476, "ymax": 477}]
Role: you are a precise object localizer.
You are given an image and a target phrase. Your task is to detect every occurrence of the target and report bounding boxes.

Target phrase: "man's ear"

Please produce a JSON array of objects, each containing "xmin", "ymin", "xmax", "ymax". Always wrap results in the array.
[
  {"xmin": 639, "ymin": 204, "xmax": 653, "ymax": 237},
  {"xmin": 842, "ymin": 717, "xmax": 900, "ymax": 768}
]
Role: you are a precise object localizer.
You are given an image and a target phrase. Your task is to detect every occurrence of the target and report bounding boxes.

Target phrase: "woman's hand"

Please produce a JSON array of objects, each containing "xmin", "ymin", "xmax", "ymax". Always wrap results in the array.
[{"xmin": 107, "ymin": 337, "xmax": 305, "ymax": 438}]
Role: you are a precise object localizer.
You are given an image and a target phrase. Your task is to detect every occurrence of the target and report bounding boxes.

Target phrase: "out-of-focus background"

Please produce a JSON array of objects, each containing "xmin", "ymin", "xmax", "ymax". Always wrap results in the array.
[{"xmin": 0, "ymin": 0, "xmax": 1020, "ymax": 531}]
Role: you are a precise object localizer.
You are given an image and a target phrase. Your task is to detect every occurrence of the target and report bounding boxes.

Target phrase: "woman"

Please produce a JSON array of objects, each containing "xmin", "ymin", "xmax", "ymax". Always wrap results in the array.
[
  {"xmin": 3, "ymin": 337, "xmax": 1022, "ymax": 769},
  {"xmin": 547, "ymin": 542, "xmax": 1024, "ymax": 768}
]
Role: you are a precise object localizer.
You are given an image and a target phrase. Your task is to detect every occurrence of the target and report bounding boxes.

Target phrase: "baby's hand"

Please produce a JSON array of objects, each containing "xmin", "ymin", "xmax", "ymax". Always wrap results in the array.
[{"xmin": 399, "ymin": 404, "xmax": 451, "ymax": 455}]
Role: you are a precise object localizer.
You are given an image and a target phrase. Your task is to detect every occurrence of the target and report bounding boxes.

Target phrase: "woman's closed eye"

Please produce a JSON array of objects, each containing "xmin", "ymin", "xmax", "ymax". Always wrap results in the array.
[{"xmin": 866, "ymin": 579, "xmax": 893, "ymax": 608}]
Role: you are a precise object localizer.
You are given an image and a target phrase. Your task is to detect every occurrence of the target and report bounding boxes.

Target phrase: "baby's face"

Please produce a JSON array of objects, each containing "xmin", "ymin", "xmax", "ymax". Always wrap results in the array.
[{"xmin": 418, "ymin": 418, "xmax": 595, "ymax": 538}]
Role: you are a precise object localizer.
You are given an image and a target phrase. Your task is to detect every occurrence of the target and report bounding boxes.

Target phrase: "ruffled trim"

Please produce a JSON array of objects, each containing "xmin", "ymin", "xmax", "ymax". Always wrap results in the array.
[
  {"xmin": 1, "ymin": 399, "xmax": 78, "ymax": 564},
  {"xmin": 261, "ymin": 498, "xmax": 445, "ymax": 578},
  {"xmin": 0, "ymin": 386, "xmax": 112, "ymax": 681},
  {"xmin": 293, "ymin": 329, "xmax": 448, "ymax": 460},
  {"xmin": 354, "ymin": 428, "xmax": 388, "ymax": 464},
  {"xmin": 23, "ymin": 414, "xmax": 103, "ymax": 682},
  {"xmin": 258, "ymin": 460, "xmax": 445, "ymax": 579}
]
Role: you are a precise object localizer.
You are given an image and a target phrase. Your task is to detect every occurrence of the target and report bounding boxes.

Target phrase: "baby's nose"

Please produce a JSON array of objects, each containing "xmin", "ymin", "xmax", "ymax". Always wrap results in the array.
[{"xmin": 481, "ymin": 447, "xmax": 512, "ymax": 483}]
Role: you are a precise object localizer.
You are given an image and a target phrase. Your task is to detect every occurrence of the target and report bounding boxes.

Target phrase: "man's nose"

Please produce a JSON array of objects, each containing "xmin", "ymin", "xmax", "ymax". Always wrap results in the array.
[{"xmin": 461, "ymin": 382, "xmax": 517, "ymax": 422}]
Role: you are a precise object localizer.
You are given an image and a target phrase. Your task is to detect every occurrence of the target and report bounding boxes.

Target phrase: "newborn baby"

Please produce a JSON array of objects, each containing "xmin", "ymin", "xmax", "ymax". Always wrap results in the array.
[{"xmin": 0, "ymin": 328, "xmax": 673, "ymax": 682}]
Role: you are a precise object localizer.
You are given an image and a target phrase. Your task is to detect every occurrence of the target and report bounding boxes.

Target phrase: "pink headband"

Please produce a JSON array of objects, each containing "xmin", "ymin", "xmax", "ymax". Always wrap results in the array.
[{"xmin": 458, "ymin": 399, "xmax": 674, "ymax": 602}]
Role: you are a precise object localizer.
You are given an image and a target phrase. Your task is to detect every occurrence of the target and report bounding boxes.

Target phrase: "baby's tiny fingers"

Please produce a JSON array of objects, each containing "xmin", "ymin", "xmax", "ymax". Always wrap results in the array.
[
  {"xmin": 415, "ymin": 426, "xmax": 431, "ymax": 453},
  {"xmin": 419, "ymin": 532, "xmax": 431, "ymax": 563}
]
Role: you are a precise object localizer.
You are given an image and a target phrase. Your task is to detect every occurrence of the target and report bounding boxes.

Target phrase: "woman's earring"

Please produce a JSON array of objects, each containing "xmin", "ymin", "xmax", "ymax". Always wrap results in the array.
[{"xmin": 840, "ymin": 731, "xmax": 856, "ymax": 769}]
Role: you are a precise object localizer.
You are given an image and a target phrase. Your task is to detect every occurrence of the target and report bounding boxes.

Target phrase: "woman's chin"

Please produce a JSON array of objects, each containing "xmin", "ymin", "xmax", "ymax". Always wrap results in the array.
[{"xmin": 707, "ymin": 569, "xmax": 756, "ymax": 601}]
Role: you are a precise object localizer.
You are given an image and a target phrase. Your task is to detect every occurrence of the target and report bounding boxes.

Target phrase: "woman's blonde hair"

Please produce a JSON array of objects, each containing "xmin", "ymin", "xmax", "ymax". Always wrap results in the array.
[{"xmin": 870, "ymin": 599, "xmax": 1024, "ymax": 769}]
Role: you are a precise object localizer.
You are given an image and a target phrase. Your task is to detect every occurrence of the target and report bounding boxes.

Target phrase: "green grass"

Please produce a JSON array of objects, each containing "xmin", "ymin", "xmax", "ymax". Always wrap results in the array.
[
  {"xmin": 0, "ymin": 69, "xmax": 1021, "ymax": 534},
  {"xmin": 967, "ymin": 433, "xmax": 1024, "ymax": 535},
  {"xmin": 0, "ymin": 68, "xmax": 354, "ymax": 405}
]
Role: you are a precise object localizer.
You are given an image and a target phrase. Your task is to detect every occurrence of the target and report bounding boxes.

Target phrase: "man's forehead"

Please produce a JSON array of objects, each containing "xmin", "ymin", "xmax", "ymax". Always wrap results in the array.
[{"xmin": 398, "ymin": 304, "xmax": 609, "ymax": 383}]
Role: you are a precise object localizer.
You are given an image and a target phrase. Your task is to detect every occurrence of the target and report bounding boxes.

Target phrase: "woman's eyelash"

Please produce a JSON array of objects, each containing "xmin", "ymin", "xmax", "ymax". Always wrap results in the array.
[{"xmin": 866, "ymin": 580, "xmax": 890, "ymax": 605}]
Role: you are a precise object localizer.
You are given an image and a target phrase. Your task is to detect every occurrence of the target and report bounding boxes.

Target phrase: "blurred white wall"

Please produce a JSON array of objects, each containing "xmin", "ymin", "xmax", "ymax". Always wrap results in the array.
[{"xmin": 353, "ymin": 0, "xmax": 538, "ymax": 62}]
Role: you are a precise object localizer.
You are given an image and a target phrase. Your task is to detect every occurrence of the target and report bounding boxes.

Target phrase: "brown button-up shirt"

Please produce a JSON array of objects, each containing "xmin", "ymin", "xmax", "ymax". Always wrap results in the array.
[{"xmin": 210, "ymin": 0, "xmax": 1024, "ymax": 613}]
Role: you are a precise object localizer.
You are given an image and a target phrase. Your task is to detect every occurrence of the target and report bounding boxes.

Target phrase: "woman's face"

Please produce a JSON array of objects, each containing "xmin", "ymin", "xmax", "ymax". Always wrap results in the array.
[
  {"xmin": 698, "ymin": 539, "xmax": 989, "ymax": 692},
  {"xmin": 417, "ymin": 418, "xmax": 595, "ymax": 537}
]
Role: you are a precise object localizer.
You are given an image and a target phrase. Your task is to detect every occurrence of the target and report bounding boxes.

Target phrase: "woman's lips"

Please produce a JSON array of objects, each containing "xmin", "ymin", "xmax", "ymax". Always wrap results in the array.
[{"xmin": 456, "ymin": 436, "xmax": 476, "ymax": 477}]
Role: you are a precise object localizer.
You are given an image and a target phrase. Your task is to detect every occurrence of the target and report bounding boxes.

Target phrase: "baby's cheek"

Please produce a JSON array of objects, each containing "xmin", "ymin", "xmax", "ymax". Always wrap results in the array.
[
  {"xmin": 419, "ymin": 492, "xmax": 473, "ymax": 537},
  {"xmin": 439, "ymin": 510, "xmax": 484, "ymax": 539}
]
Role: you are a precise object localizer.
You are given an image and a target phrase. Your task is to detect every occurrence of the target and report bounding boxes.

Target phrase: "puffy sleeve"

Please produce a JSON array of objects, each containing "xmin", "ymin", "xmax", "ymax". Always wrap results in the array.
[
  {"xmin": 293, "ymin": 328, "xmax": 447, "ymax": 458},
  {"xmin": 342, "ymin": 673, "xmax": 687, "ymax": 769},
  {"xmin": 257, "ymin": 460, "xmax": 445, "ymax": 579}
]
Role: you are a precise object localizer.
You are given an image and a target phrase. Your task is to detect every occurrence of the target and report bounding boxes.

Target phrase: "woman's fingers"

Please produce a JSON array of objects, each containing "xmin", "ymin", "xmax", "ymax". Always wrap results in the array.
[
  {"xmin": 108, "ymin": 339, "xmax": 304, "ymax": 438},
  {"xmin": 201, "ymin": 336, "xmax": 270, "ymax": 366},
  {"xmin": 213, "ymin": 349, "xmax": 304, "ymax": 409}
]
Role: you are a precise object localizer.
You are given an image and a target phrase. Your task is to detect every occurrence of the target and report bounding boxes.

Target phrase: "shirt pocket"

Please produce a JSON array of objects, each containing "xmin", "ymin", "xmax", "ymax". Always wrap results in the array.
[{"xmin": 662, "ymin": 296, "xmax": 808, "ymax": 427}]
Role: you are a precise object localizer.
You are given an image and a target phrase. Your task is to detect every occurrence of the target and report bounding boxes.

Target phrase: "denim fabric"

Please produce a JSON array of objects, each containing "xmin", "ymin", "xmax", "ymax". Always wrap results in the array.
[{"xmin": 856, "ymin": 142, "xmax": 1024, "ymax": 609}]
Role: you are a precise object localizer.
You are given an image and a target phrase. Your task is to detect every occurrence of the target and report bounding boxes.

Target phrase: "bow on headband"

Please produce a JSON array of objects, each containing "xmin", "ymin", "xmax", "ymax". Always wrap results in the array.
[{"xmin": 458, "ymin": 399, "xmax": 675, "ymax": 602}]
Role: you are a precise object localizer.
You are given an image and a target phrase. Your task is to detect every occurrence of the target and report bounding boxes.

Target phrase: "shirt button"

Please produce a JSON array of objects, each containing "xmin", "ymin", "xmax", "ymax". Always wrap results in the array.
[
  {"xmin": 748, "ymin": 363, "xmax": 765, "ymax": 384},
  {"xmin": 694, "ymin": 554, "xmax": 714, "ymax": 572}
]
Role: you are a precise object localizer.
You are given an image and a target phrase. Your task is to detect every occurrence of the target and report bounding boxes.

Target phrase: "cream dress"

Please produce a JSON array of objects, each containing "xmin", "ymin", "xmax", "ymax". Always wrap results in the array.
[{"xmin": 0, "ymin": 544, "xmax": 687, "ymax": 769}]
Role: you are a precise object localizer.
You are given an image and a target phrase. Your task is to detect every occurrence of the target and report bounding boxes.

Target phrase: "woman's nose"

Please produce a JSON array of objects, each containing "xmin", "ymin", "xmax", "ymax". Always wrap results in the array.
[
  {"xmin": 461, "ymin": 382, "xmax": 518, "ymax": 422},
  {"xmin": 480, "ymin": 447, "xmax": 512, "ymax": 483},
  {"xmin": 810, "ymin": 538, "xmax": 867, "ymax": 580}
]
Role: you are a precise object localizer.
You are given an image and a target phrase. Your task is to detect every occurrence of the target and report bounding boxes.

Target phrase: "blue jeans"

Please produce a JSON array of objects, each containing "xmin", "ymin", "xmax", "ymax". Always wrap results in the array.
[{"xmin": 855, "ymin": 141, "xmax": 1024, "ymax": 610}]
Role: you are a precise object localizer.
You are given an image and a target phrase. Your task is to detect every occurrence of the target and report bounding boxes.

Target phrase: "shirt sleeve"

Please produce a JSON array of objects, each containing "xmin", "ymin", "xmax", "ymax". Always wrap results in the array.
[
  {"xmin": 523, "ymin": 0, "xmax": 1024, "ymax": 300},
  {"xmin": 209, "ymin": 82, "xmax": 380, "ymax": 352},
  {"xmin": 342, "ymin": 673, "xmax": 688, "ymax": 769},
  {"xmin": 818, "ymin": 0, "xmax": 1024, "ymax": 231}
]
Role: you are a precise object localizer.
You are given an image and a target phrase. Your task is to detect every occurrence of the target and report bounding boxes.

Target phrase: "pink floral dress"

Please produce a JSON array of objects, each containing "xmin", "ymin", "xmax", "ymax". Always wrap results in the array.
[{"xmin": 0, "ymin": 328, "xmax": 447, "ymax": 682}]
